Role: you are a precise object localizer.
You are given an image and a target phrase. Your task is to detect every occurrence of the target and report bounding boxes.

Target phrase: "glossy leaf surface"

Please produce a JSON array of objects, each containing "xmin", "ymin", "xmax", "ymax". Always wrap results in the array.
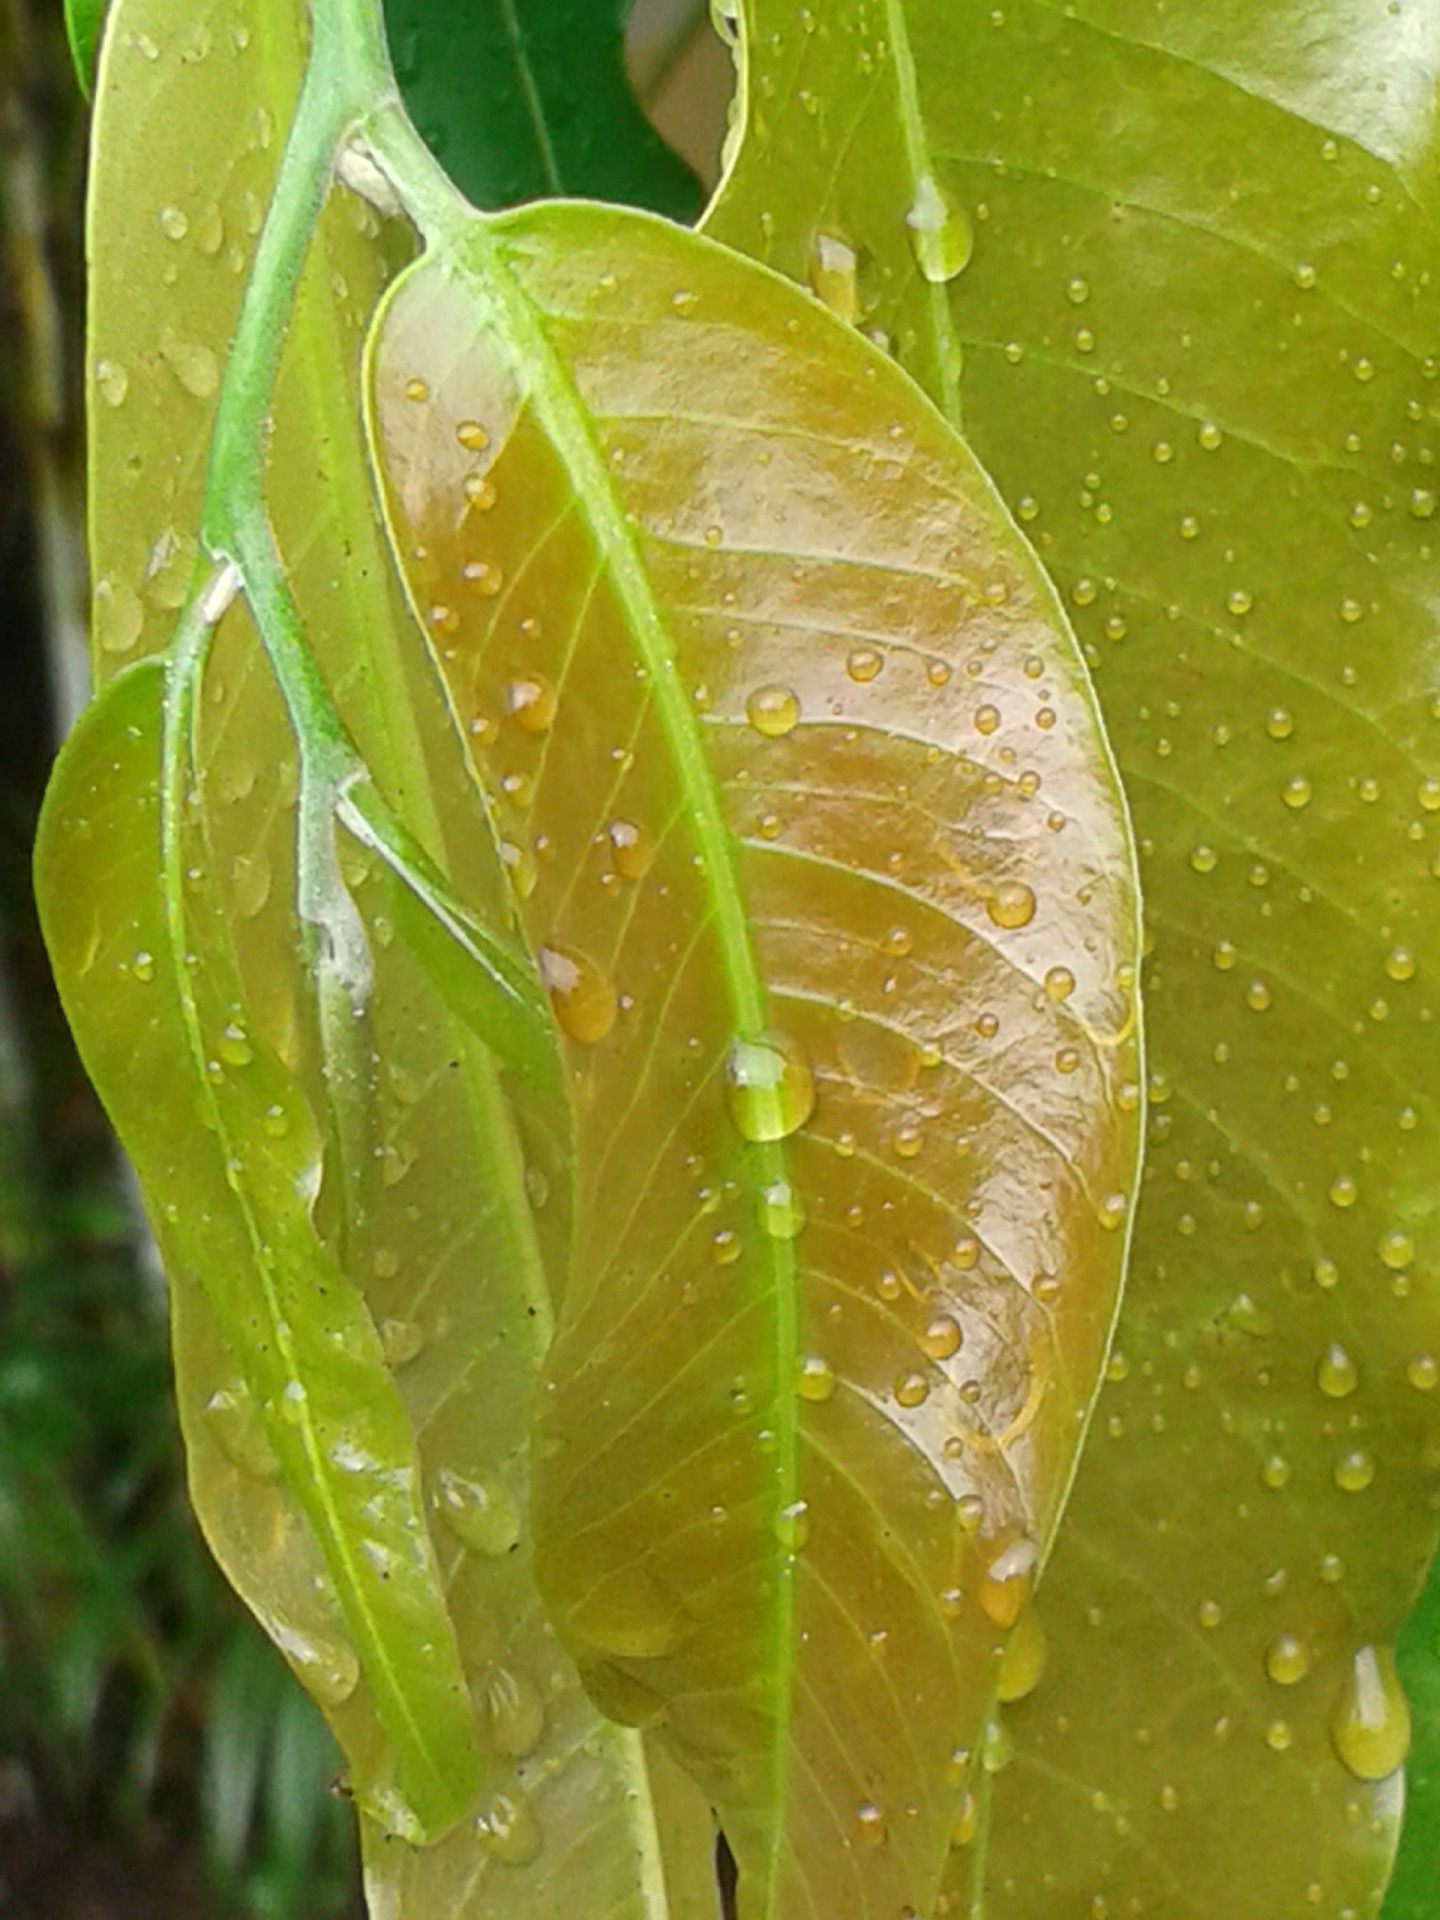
[
  {"xmin": 709, "ymin": 3, "xmax": 1440, "ymax": 1913},
  {"xmin": 370, "ymin": 200, "xmax": 1142, "ymax": 1919},
  {"xmin": 384, "ymin": 0, "xmax": 701, "ymax": 220}
]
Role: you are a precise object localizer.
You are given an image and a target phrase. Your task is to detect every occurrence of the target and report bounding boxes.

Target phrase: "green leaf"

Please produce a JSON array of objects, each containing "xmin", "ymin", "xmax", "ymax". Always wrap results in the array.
[
  {"xmin": 383, "ymin": 0, "xmax": 702, "ymax": 219},
  {"xmin": 709, "ymin": 3, "xmax": 1440, "ymax": 1912},
  {"xmin": 368, "ymin": 196, "xmax": 1142, "ymax": 1918},
  {"xmin": 34, "ymin": 658, "xmax": 480, "ymax": 1840},
  {"xmin": 62, "ymin": 0, "xmax": 105, "ymax": 95},
  {"xmin": 1388, "ymin": 1542, "xmax": 1440, "ymax": 1917}
]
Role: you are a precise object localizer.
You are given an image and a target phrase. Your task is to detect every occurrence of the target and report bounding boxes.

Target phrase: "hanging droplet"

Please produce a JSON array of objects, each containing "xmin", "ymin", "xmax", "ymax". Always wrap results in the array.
[
  {"xmin": 475, "ymin": 1792, "xmax": 542, "ymax": 1866},
  {"xmin": 996, "ymin": 1601, "xmax": 1048, "ymax": 1703},
  {"xmin": 808, "ymin": 231, "xmax": 860, "ymax": 322},
  {"xmin": 480, "ymin": 1664, "xmax": 545, "ymax": 1758},
  {"xmin": 1265, "ymin": 1632, "xmax": 1311, "ymax": 1686},
  {"xmin": 725, "ymin": 1032, "xmax": 816, "ymax": 1142},
  {"xmin": 1332, "ymin": 1645, "xmax": 1410, "ymax": 1780},
  {"xmin": 746, "ymin": 684, "xmax": 801, "ymax": 738},
  {"xmin": 506, "ymin": 674, "xmax": 557, "ymax": 734},
  {"xmin": 796, "ymin": 1354, "xmax": 836, "ymax": 1403},
  {"xmin": 607, "ymin": 818, "xmax": 653, "ymax": 881},
  {"xmin": 986, "ymin": 881, "xmax": 1036, "ymax": 930},
  {"xmin": 538, "ymin": 944, "xmax": 617, "ymax": 1046},
  {"xmin": 1316, "ymin": 1343, "xmax": 1358, "ymax": 1398},
  {"xmin": 435, "ymin": 1468, "xmax": 522, "ymax": 1557},
  {"xmin": 979, "ymin": 1536, "xmax": 1038, "ymax": 1629},
  {"xmin": 758, "ymin": 1177, "xmax": 807, "ymax": 1239},
  {"xmin": 906, "ymin": 173, "xmax": 973, "ymax": 283}
]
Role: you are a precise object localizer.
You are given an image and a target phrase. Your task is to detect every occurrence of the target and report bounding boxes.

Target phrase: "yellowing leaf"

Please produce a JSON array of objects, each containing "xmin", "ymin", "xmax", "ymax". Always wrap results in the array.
[{"xmin": 369, "ymin": 200, "xmax": 1142, "ymax": 1918}]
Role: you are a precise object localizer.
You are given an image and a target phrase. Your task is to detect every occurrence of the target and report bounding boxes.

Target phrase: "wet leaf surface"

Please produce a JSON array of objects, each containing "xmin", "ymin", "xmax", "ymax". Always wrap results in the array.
[
  {"xmin": 708, "ymin": 3, "xmax": 1440, "ymax": 1913},
  {"xmin": 370, "ymin": 198, "xmax": 1141, "ymax": 1918}
]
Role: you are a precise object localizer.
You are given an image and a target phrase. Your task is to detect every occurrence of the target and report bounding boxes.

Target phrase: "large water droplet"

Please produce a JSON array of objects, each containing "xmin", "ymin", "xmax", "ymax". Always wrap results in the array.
[
  {"xmin": 1332, "ymin": 1645, "xmax": 1410, "ymax": 1780},
  {"xmin": 480, "ymin": 1664, "xmax": 545, "ymax": 1758},
  {"xmin": 725, "ymin": 1032, "xmax": 815, "ymax": 1142},
  {"xmin": 986, "ymin": 881, "xmax": 1036, "ymax": 930},
  {"xmin": 746, "ymin": 683, "xmax": 801, "ymax": 738},
  {"xmin": 475, "ymin": 1792, "xmax": 542, "ymax": 1866},
  {"xmin": 1316, "ymin": 1342, "xmax": 1358, "ymax": 1398},
  {"xmin": 906, "ymin": 174, "xmax": 973, "ymax": 284},
  {"xmin": 435, "ymin": 1468, "xmax": 521, "ymax": 1557},
  {"xmin": 539, "ymin": 944, "xmax": 617, "ymax": 1046},
  {"xmin": 996, "ymin": 1601, "xmax": 1047, "ymax": 1703}
]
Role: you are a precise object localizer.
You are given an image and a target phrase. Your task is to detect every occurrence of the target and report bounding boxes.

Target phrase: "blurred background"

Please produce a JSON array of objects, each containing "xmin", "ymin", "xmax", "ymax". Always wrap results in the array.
[{"xmin": 0, "ymin": 3, "xmax": 727, "ymax": 1914}]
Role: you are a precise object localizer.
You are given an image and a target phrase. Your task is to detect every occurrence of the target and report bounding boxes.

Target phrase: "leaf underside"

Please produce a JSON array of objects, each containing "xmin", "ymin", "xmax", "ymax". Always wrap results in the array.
[
  {"xmin": 707, "ymin": 2, "xmax": 1440, "ymax": 1914},
  {"xmin": 368, "ymin": 200, "xmax": 1141, "ymax": 1919}
]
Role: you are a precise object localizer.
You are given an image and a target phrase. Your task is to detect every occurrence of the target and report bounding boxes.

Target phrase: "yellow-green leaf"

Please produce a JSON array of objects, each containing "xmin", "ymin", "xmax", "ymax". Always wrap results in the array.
[{"xmin": 369, "ymin": 198, "xmax": 1142, "ymax": 1919}]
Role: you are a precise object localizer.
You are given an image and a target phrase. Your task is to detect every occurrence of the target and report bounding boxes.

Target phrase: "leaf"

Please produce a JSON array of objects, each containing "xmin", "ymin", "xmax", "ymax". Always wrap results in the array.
[
  {"xmin": 383, "ymin": 0, "xmax": 702, "ymax": 220},
  {"xmin": 34, "ymin": 658, "xmax": 480, "ymax": 1838},
  {"xmin": 63, "ymin": 0, "xmax": 106, "ymax": 95},
  {"xmin": 1387, "ymin": 1543, "xmax": 1440, "ymax": 1917},
  {"xmin": 708, "ymin": 3, "xmax": 1440, "ymax": 1912},
  {"xmin": 368, "ymin": 197, "xmax": 1142, "ymax": 1918}
]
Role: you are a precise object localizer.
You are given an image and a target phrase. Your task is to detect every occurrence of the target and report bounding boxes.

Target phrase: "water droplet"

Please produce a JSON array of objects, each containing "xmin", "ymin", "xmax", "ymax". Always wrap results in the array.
[
  {"xmin": 1317, "ymin": 1343, "xmax": 1358, "ymax": 1398},
  {"xmin": 775, "ymin": 1499, "xmax": 810, "ymax": 1549},
  {"xmin": 1265, "ymin": 706, "xmax": 1294, "ymax": 741},
  {"xmin": 1419, "ymin": 778, "xmax": 1440, "ymax": 813},
  {"xmin": 894, "ymin": 1370, "xmax": 929, "ymax": 1409},
  {"xmin": 974, "ymin": 703, "xmax": 1001, "ymax": 736},
  {"xmin": 131, "ymin": 949, "xmax": 156, "ymax": 983},
  {"xmin": 1064, "ymin": 275, "xmax": 1090, "ymax": 306},
  {"xmin": 506, "ymin": 674, "xmax": 556, "ymax": 734},
  {"xmin": 95, "ymin": 357, "xmax": 129, "ymax": 407},
  {"xmin": 1043, "ymin": 966, "xmax": 1076, "ymax": 1002},
  {"xmin": 435, "ymin": 1468, "xmax": 521, "ymax": 1556},
  {"xmin": 918, "ymin": 1312, "xmax": 962, "ymax": 1361},
  {"xmin": 454, "ymin": 418, "xmax": 489, "ymax": 454},
  {"xmin": 996, "ymin": 1601, "xmax": 1047, "ymax": 1703},
  {"xmin": 480, "ymin": 1664, "xmax": 545, "ymax": 1758},
  {"xmin": 160, "ymin": 335, "xmax": 220, "ymax": 399},
  {"xmin": 1190, "ymin": 844, "xmax": 1219, "ymax": 874},
  {"xmin": 379, "ymin": 1316, "xmax": 425, "ymax": 1366},
  {"xmin": 1384, "ymin": 947, "xmax": 1416, "ymax": 984},
  {"xmin": 1329, "ymin": 1174, "xmax": 1358, "ymax": 1209},
  {"xmin": 1332, "ymin": 1645, "xmax": 1410, "ymax": 1780},
  {"xmin": 606, "ymin": 818, "xmax": 653, "ymax": 880},
  {"xmin": 1333, "ymin": 1449, "xmax": 1375, "ymax": 1492},
  {"xmin": 1245, "ymin": 979, "xmax": 1272, "ymax": 1013},
  {"xmin": 204, "ymin": 1382, "xmax": 280, "ymax": 1479},
  {"xmin": 725, "ymin": 1032, "xmax": 815, "ymax": 1142},
  {"xmin": 538, "ymin": 944, "xmax": 617, "ymax": 1046},
  {"xmin": 1265, "ymin": 1633, "xmax": 1311, "ymax": 1686},
  {"xmin": 217, "ymin": 1019, "xmax": 252, "ymax": 1066},
  {"xmin": 462, "ymin": 559, "xmax": 503, "ymax": 597},
  {"xmin": 1265, "ymin": 1719, "xmax": 1293, "ymax": 1752},
  {"xmin": 906, "ymin": 174, "xmax": 973, "ymax": 283},
  {"xmin": 846, "ymin": 646, "xmax": 883, "ymax": 683},
  {"xmin": 796, "ymin": 1354, "xmax": 836, "ymax": 1402},
  {"xmin": 1410, "ymin": 487, "xmax": 1437, "ymax": 520},
  {"xmin": 1378, "ymin": 1228, "xmax": 1414, "ymax": 1270},
  {"xmin": 1198, "ymin": 420, "xmax": 1224, "ymax": 450},
  {"xmin": 475, "ymin": 1792, "xmax": 542, "ymax": 1866},
  {"xmin": 1408, "ymin": 1354, "xmax": 1438, "ymax": 1391},
  {"xmin": 951, "ymin": 1791, "xmax": 978, "ymax": 1847},
  {"xmin": 94, "ymin": 577, "xmax": 145, "ymax": 654},
  {"xmin": 759, "ymin": 1177, "xmax": 807, "ymax": 1240},
  {"xmin": 1282, "ymin": 775, "xmax": 1312, "ymax": 810},
  {"xmin": 979, "ymin": 1536, "xmax": 1037, "ymax": 1628},
  {"xmin": 746, "ymin": 684, "xmax": 801, "ymax": 738},
  {"xmin": 986, "ymin": 881, "xmax": 1036, "ymax": 930},
  {"xmin": 279, "ymin": 1628, "xmax": 361, "ymax": 1708},
  {"xmin": 808, "ymin": 231, "xmax": 860, "ymax": 322}
]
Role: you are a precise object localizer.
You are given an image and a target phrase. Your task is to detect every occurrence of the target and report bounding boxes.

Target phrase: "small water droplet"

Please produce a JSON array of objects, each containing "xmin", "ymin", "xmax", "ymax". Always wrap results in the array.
[
  {"xmin": 480, "ymin": 1664, "xmax": 545, "ymax": 1758},
  {"xmin": 1281, "ymin": 774, "xmax": 1312, "ymax": 810},
  {"xmin": 1190, "ymin": 844, "xmax": 1218, "ymax": 874},
  {"xmin": 758, "ymin": 1177, "xmax": 807, "ymax": 1240},
  {"xmin": 775, "ymin": 1499, "xmax": 810, "ymax": 1549},
  {"xmin": 918, "ymin": 1312, "xmax": 962, "ymax": 1361},
  {"xmin": 1407, "ymin": 1354, "xmax": 1438, "ymax": 1391},
  {"xmin": 1245, "ymin": 979, "xmax": 1272, "ymax": 1013},
  {"xmin": 1317, "ymin": 1343, "xmax": 1358, "ymax": 1398},
  {"xmin": 725, "ymin": 1032, "xmax": 815, "ymax": 1142},
  {"xmin": 94, "ymin": 577, "xmax": 145, "ymax": 654},
  {"xmin": 539, "ymin": 944, "xmax": 617, "ymax": 1046},
  {"xmin": 475, "ymin": 1792, "xmax": 542, "ymax": 1866},
  {"xmin": 462, "ymin": 559, "xmax": 503, "ymax": 597},
  {"xmin": 846, "ymin": 646, "xmax": 883, "ymax": 683},
  {"xmin": 986, "ymin": 882, "xmax": 1036, "ymax": 930},
  {"xmin": 853, "ymin": 1800, "xmax": 887, "ymax": 1846},
  {"xmin": 607, "ymin": 818, "xmax": 653, "ymax": 880},
  {"xmin": 1265, "ymin": 1632, "xmax": 1311, "ymax": 1686},
  {"xmin": 435, "ymin": 1468, "xmax": 521, "ymax": 1556},
  {"xmin": 506, "ymin": 674, "xmax": 556, "ymax": 734},
  {"xmin": 1332, "ymin": 1645, "xmax": 1410, "ymax": 1780},
  {"xmin": 951, "ymin": 1790, "xmax": 978, "ymax": 1848},
  {"xmin": 996, "ymin": 1601, "xmax": 1048, "ymax": 1703},
  {"xmin": 1043, "ymin": 966, "xmax": 1076, "ymax": 1002},
  {"xmin": 979, "ymin": 1536, "xmax": 1037, "ymax": 1628},
  {"xmin": 217, "ymin": 1019, "xmax": 253, "ymax": 1066},
  {"xmin": 894, "ymin": 1370, "xmax": 929, "ymax": 1409},
  {"xmin": 808, "ymin": 231, "xmax": 860, "ymax": 322},
  {"xmin": 1333, "ymin": 1449, "xmax": 1375, "ymax": 1492},
  {"xmin": 746, "ymin": 684, "xmax": 801, "ymax": 738},
  {"xmin": 1410, "ymin": 487, "xmax": 1437, "ymax": 520},
  {"xmin": 95, "ymin": 357, "xmax": 129, "ymax": 407},
  {"xmin": 796, "ymin": 1354, "xmax": 836, "ymax": 1402},
  {"xmin": 379, "ymin": 1316, "xmax": 425, "ymax": 1366},
  {"xmin": 204, "ymin": 1382, "xmax": 280, "ymax": 1480},
  {"xmin": 160, "ymin": 335, "xmax": 220, "ymax": 399},
  {"xmin": 906, "ymin": 174, "xmax": 973, "ymax": 283},
  {"xmin": 1328, "ymin": 1174, "xmax": 1359, "ymax": 1209}
]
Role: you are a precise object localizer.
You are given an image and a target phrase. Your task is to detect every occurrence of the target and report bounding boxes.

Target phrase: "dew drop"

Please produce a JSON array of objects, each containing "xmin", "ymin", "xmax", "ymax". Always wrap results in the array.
[
  {"xmin": 996, "ymin": 1601, "xmax": 1048, "ymax": 1703},
  {"xmin": 379, "ymin": 1316, "xmax": 425, "ymax": 1367},
  {"xmin": 204, "ymin": 1382, "xmax": 280, "ymax": 1480},
  {"xmin": 1384, "ymin": 948, "xmax": 1416, "ymax": 984},
  {"xmin": 1265, "ymin": 1632, "xmax": 1311, "ymax": 1686},
  {"xmin": 1332, "ymin": 1645, "xmax": 1410, "ymax": 1780},
  {"xmin": 1190, "ymin": 844, "xmax": 1218, "ymax": 874},
  {"xmin": 979, "ymin": 1536, "xmax": 1037, "ymax": 1629},
  {"xmin": 160, "ymin": 335, "xmax": 220, "ymax": 399},
  {"xmin": 986, "ymin": 881, "xmax": 1036, "ymax": 930},
  {"xmin": 1329, "ymin": 1174, "xmax": 1359, "ymax": 1210},
  {"xmin": 538, "ymin": 944, "xmax": 617, "ymax": 1046},
  {"xmin": 1043, "ymin": 965, "xmax": 1076, "ymax": 1002},
  {"xmin": 480, "ymin": 1664, "xmax": 545, "ymax": 1758},
  {"xmin": 951, "ymin": 1791, "xmax": 978, "ymax": 1848},
  {"xmin": 796, "ymin": 1354, "xmax": 836, "ymax": 1403},
  {"xmin": 1378, "ymin": 1229, "xmax": 1414, "ymax": 1270},
  {"xmin": 506, "ymin": 674, "xmax": 556, "ymax": 734},
  {"xmin": 217, "ymin": 1019, "xmax": 253, "ymax": 1066},
  {"xmin": 918, "ymin": 1312, "xmax": 962, "ymax": 1361},
  {"xmin": 746, "ymin": 683, "xmax": 801, "ymax": 738},
  {"xmin": 775, "ymin": 1499, "xmax": 810, "ymax": 1549},
  {"xmin": 906, "ymin": 174, "xmax": 973, "ymax": 283},
  {"xmin": 1407, "ymin": 1354, "xmax": 1438, "ymax": 1391},
  {"xmin": 94, "ymin": 577, "xmax": 145, "ymax": 655},
  {"xmin": 132, "ymin": 949, "xmax": 156, "ymax": 983},
  {"xmin": 846, "ymin": 646, "xmax": 883, "ymax": 683},
  {"xmin": 808, "ymin": 231, "xmax": 860, "ymax": 322},
  {"xmin": 974, "ymin": 703, "xmax": 1001, "ymax": 735},
  {"xmin": 725, "ymin": 1032, "xmax": 816, "ymax": 1142},
  {"xmin": 1333, "ymin": 1449, "xmax": 1375, "ymax": 1493},
  {"xmin": 475, "ymin": 1792, "xmax": 542, "ymax": 1866},
  {"xmin": 435, "ymin": 1468, "xmax": 522, "ymax": 1556},
  {"xmin": 1282, "ymin": 775, "xmax": 1312, "ymax": 810},
  {"xmin": 607, "ymin": 818, "xmax": 653, "ymax": 881},
  {"xmin": 282, "ymin": 1629, "xmax": 361, "ymax": 1708},
  {"xmin": 1245, "ymin": 979, "xmax": 1272, "ymax": 1013},
  {"xmin": 462, "ymin": 559, "xmax": 503, "ymax": 597},
  {"xmin": 894, "ymin": 1370, "xmax": 929, "ymax": 1409},
  {"xmin": 853, "ymin": 1800, "xmax": 887, "ymax": 1847},
  {"xmin": 95, "ymin": 357, "xmax": 129, "ymax": 407},
  {"xmin": 759, "ymin": 1177, "xmax": 807, "ymax": 1239},
  {"xmin": 1266, "ymin": 706, "xmax": 1294, "ymax": 740},
  {"xmin": 1317, "ymin": 1343, "xmax": 1358, "ymax": 1398}
]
